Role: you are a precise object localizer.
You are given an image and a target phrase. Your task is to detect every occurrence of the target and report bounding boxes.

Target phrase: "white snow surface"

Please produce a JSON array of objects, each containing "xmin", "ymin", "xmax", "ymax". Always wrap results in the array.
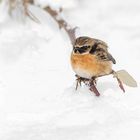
[
  {"xmin": 34, "ymin": 0, "xmax": 78, "ymax": 9},
  {"xmin": 0, "ymin": 0, "xmax": 140, "ymax": 139}
]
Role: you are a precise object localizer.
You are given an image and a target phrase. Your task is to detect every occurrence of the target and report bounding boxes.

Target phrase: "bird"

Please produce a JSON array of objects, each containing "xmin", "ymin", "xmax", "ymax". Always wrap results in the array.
[{"xmin": 71, "ymin": 36, "xmax": 125, "ymax": 96}]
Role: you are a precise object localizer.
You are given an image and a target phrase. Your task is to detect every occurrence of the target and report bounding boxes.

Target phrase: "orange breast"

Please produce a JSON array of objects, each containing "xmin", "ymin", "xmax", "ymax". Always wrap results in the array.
[{"xmin": 71, "ymin": 53, "xmax": 112, "ymax": 79}]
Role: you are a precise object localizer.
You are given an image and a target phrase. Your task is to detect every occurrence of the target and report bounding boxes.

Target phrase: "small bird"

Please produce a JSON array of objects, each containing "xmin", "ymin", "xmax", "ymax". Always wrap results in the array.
[{"xmin": 71, "ymin": 36, "xmax": 125, "ymax": 96}]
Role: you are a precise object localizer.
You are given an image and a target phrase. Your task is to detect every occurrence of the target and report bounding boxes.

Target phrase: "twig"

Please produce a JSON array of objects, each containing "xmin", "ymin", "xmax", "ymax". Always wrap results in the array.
[
  {"xmin": 44, "ymin": 6, "xmax": 77, "ymax": 45},
  {"xmin": 76, "ymin": 70, "xmax": 125, "ymax": 94},
  {"xmin": 116, "ymin": 78, "xmax": 125, "ymax": 92},
  {"xmin": 23, "ymin": 0, "xmax": 40, "ymax": 23},
  {"xmin": 89, "ymin": 83, "xmax": 100, "ymax": 96},
  {"xmin": 26, "ymin": 1, "xmax": 77, "ymax": 45},
  {"xmin": 88, "ymin": 78, "xmax": 100, "ymax": 96},
  {"xmin": 112, "ymin": 70, "xmax": 125, "ymax": 92}
]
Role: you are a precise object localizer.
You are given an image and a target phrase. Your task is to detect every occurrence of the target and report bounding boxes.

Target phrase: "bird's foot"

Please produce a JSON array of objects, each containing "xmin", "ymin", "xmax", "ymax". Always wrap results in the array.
[
  {"xmin": 75, "ymin": 75, "xmax": 82, "ymax": 90},
  {"xmin": 75, "ymin": 75, "xmax": 91, "ymax": 90},
  {"xmin": 75, "ymin": 75, "xmax": 100, "ymax": 96}
]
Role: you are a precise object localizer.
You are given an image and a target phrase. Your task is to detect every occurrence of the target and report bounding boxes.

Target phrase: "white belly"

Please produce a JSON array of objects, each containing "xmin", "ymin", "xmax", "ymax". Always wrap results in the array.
[{"xmin": 74, "ymin": 68, "xmax": 93, "ymax": 79}]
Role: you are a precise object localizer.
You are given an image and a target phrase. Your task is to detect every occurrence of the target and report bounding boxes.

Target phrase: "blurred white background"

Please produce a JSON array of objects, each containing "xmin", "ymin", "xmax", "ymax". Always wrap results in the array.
[{"xmin": 0, "ymin": 0, "xmax": 140, "ymax": 140}]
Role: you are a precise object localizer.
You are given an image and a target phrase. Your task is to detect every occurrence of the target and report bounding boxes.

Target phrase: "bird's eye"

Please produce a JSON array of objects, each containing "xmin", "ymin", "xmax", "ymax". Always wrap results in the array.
[
  {"xmin": 82, "ymin": 46, "xmax": 90, "ymax": 49},
  {"xmin": 83, "ymin": 46, "xmax": 87, "ymax": 48}
]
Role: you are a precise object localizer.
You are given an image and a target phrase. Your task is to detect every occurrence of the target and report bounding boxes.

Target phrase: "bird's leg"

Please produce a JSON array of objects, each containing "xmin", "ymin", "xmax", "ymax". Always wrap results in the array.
[
  {"xmin": 75, "ymin": 75, "xmax": 91, "ymax": 90},
  {"xmin": 89, "ymin": 77, "xmax": 100, "ymax": 96},
  {"xmin": 81, "ymin": 77, "xmax": 90, "ymax": 86},
  {"xmin": 94, "ymin": 78, "xmax": 97, "ymax": 85},
  {"xmin": 75, "ymin": 75, "xmax": 82, "ymax": 90},
  {"xmin": 112, "ymin": 70, "xmax": 125, "ymax": 93}
]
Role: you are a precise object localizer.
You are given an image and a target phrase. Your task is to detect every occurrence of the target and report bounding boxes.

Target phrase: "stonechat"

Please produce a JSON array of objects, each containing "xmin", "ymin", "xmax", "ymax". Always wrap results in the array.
[{"xmin": 71, "ymin": 36, "xmax": 125, "ymax": 96}]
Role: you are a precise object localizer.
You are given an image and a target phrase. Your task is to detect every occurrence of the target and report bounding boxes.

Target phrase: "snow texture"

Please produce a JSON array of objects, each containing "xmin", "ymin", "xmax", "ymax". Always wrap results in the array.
[{"xmin": 0, "ymin": 0, "xmax": 140, "ymax": 139}]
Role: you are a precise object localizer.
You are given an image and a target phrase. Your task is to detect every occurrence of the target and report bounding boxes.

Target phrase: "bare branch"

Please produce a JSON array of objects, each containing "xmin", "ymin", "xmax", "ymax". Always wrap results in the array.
[
  {"xmin": 25, "ymin": 1, "xmax": 76, "ymax": 45},
  {"xmin": 44, "ymin": 6, "xmax": 77, "ymax": 46}
]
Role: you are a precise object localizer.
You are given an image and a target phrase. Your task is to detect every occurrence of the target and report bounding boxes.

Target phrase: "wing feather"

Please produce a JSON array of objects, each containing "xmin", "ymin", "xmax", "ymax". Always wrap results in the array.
[{"xmin": 89, "ymin": 42, "xmax": 116, "ymax": 64}]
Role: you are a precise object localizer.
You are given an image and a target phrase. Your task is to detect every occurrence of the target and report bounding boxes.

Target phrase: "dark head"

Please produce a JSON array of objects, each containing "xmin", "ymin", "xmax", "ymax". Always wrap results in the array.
[
  {"xmin": 73, "ymin": 36, "xmax": 108, "ymax": 54},
  {"xmin": 73, "ymin": 36, "xmax": 95, "ymax": 54}
]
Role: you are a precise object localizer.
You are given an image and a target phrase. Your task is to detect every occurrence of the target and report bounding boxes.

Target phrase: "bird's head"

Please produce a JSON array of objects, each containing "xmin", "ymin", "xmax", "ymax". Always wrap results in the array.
[
  {"xmin": 73, "ymin": 36, "xmax": 94, "ymax": 54},
  {"xmin": 73, "ymin": 36, "xmax": 108, "ymax": 54}
]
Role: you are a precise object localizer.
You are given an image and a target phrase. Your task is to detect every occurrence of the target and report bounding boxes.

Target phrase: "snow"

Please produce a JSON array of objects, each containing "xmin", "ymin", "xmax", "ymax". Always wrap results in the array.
[
  {"xmin": 0, "ymin": 0, "xmax": 140, "ymax": 139},
  {"xmin": 34, "ymin": 0, "xmax": 78, "ymax": 9}
]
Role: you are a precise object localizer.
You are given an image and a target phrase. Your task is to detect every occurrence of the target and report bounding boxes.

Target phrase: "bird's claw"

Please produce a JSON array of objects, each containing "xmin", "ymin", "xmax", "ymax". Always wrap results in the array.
[
  {"xmin": 75, "ymin": 76, "xmax": 82, "ymax": 90},
  {"xmin": 75, "ymin": 75, "xmax": 90, "ymax": 90},
  {"xmin": 75, "ymin": 75, "xmax": 100, "ymax": 96},
  {"xmin": 75, "ymin": 70, "xmax": 125, "ymax": 96}
]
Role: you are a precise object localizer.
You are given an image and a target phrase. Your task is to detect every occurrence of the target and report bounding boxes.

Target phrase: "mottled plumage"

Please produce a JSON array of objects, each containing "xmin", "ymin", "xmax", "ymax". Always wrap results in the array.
[
  {"xmin": 71, "ymin": 36, "xmax": 126, "ymax": 96},
  {"xmin": 71, "ymin": 36, "xmax": 116, "ymax": 79}
]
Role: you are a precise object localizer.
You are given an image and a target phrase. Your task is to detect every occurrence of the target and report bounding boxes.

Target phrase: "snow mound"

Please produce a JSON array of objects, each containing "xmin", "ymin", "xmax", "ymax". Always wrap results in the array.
[{"xmin": 0, "ymin": 0, "xmax": 140, "ymax": 140}]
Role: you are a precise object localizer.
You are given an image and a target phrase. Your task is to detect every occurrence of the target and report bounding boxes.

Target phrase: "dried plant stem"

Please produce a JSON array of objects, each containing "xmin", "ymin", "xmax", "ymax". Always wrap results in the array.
[
  {"xmin": 23, "ymin": 0, "xmax": 40, "ymax": 22},
  {"xmin": 89, "ymin": 81, "xmax": 100, "ymax": 96},
  {"xmin": 75, "ymin": 70, "xmax": 125, "ymax": 95},
  {"xmin": 44, "ymin": 6, "xmax": 77, "ymax": 45},
  {"xmin": 24, "ymin": 1, "xmax": 76, "ymax": 44}
]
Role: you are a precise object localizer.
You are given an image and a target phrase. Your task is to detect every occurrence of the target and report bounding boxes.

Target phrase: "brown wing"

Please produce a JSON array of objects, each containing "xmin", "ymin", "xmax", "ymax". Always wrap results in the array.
[
  {"xmin": 95, "ymin": 50, "xmax": 116, "ymax": 64},
  {"xmin": 89, "ymin": 42, "xmax": 116, "ymax": 64}
]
